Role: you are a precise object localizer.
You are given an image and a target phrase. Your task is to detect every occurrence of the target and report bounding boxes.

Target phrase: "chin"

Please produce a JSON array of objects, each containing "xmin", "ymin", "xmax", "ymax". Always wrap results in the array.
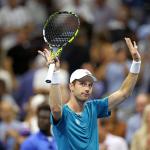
[
  {"xmin": 80, "ymin": 97, "xmax": 89, "ymax": 102},
  {"xmin": 76, "ymin": 97, "xmax": 87, "ymax": 103},
  {"xmin": 76, "ymin": 95, "xmax": 89, "ymax": 102}
]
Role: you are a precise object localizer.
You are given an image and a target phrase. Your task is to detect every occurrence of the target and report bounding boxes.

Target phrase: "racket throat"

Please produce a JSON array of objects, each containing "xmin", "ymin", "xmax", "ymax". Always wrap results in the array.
[{"xmin": 50, "ymin": 47, "xmax": 62, "ymax": 58}]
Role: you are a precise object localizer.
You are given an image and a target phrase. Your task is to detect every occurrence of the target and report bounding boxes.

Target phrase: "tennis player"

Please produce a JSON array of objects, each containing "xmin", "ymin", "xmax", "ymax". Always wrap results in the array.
[{"xmin": 38, "ymin": 38, "xmax": 141, "ymax": 150}]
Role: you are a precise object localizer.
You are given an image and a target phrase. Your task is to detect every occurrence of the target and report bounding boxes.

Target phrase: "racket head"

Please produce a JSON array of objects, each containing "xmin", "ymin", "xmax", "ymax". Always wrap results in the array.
[{"xmin": 43, "ymin": 11, "xmax": 80, "ymax": 58}]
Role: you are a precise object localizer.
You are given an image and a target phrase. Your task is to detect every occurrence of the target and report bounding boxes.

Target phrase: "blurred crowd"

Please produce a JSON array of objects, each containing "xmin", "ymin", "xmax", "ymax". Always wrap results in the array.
[{"xmin": 0, "ymin": 0, "xmax": 150, "ymax": 150}]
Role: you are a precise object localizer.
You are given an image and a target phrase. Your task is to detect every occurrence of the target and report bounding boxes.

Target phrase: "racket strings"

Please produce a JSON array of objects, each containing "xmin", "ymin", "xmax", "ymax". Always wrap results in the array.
[{"xmin": 44, "ymin": 13, "xmax": 79, "ymax": 47}]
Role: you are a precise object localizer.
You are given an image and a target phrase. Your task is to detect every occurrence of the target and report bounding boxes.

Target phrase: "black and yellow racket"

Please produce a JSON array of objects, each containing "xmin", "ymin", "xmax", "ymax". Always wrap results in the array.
[{"xmin": 43, "ymin": 11, "xmax": 80, "ymax": 83}]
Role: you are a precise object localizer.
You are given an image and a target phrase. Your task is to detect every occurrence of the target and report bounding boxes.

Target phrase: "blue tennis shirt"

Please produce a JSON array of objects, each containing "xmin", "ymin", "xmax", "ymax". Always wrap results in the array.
[{"xmin": 50, "ymin": 97, "xmax": 111, "ymax": 150}]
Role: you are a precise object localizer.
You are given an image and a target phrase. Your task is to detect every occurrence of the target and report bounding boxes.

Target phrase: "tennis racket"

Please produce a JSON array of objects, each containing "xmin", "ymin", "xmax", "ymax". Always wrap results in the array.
[{"xmin": 43, "ymin": 11, "xmax": 80, "ymax": 83}]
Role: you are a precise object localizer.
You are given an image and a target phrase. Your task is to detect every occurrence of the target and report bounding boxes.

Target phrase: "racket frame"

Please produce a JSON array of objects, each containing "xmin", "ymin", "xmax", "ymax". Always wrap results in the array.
[{"xmin": 43, "ymin": 11, "xmax": 80, "ymax": 83}]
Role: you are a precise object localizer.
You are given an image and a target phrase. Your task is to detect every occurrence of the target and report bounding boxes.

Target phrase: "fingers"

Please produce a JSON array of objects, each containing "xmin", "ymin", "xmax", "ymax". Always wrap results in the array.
[
  {"xmin": 125, "ymin": 37, "xmax": 138, "ymax": 51},
  {"xmin": 43, "ymin": 52, "xmax": 50, "ymax": 62},
  {"xmin": 133, "ymin": 41, "xmax": 138, "ymax": 49},
  {"xmin": 38, "ymin": 49, "xmax": 49, "ymax": 57},
  {"xmin": 44, "ymin": 48, "xmax": 51, "ymax": 58},
  {"xmin": 38, "ymin": 50, "xmax": 45, "ymax": 57},
  {"xmin": 125, "ymin": 37, "xmax": 141, "ymax": 61},
  {"xmin": 125, "ymin": 37, "xmax": 133, "ymax": 49},
  {"xmin": 38, "ymin": 48, "xmax": 61, "ymax": 66},
  {"xmin": 38, "ymin": 49, "xmax": 53, "ymax": 65}
]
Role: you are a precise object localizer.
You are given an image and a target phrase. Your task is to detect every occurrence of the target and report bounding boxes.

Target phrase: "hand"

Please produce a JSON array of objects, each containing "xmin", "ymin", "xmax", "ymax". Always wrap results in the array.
[
  {"xmin": 38, "ymin": 48, "xmax": 60, "ymax": 71},
  {"xmin": 125, "ymin": 37, "xmax": 141, "ymax": 62}
]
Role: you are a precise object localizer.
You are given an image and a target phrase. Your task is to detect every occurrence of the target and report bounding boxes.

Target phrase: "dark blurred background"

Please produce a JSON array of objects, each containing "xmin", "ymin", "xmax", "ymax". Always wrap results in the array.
[{"xmin": 0, "ymin": 0, "xmax": 150, "ymax": 149}]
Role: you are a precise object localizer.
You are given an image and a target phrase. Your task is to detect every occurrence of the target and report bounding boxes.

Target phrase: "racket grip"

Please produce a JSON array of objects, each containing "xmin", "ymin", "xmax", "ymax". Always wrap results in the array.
[{"xmin": 45, "ymin": 63, "xmax": 55, "ymax": 83}]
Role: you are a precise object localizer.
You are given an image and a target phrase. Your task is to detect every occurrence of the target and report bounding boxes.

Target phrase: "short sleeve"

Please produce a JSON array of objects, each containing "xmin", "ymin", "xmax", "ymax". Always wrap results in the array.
[
  {"xmin": 50, "ymin": 106, "xmax": 67, "ymax": 130},
  {"xmin": 90, "ymin": 97, "xmax": 111, "ymax": 118}
]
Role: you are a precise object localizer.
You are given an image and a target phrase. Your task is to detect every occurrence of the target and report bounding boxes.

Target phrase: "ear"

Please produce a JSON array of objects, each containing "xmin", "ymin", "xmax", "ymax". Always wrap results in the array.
[{"xmin": 69, "ymin": 83, "xmax": 74, "ymax": 92}]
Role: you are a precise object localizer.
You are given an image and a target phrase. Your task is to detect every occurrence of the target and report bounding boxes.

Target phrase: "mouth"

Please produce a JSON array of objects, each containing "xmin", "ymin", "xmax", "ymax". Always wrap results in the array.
[{"xmin": 82, "ymin": 93, "xmax": 90, "ymax": 97}]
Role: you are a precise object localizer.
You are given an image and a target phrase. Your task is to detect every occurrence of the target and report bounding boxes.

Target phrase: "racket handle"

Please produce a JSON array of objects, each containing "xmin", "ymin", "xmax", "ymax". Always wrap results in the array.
[{"xmin": 45, "ymin": 63, "xmax": 55, "ymax": 83}]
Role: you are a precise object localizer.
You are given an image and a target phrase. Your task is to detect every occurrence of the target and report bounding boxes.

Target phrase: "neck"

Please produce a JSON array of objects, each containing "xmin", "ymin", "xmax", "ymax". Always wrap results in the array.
[{"xmin": 67, "ymin": 95, "xmax": 85, "ymax": 113}]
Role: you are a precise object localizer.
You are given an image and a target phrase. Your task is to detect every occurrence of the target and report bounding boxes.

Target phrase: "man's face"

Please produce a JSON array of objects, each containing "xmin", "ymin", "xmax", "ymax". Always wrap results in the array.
[
  {"xmin": 38, "ymin": 110, "xmax": 50, "ymax": 132},
  {"xmin": 70, "ymin": 76, "xmax": 93, "ymax": 101},
  {"xmin": 136, "ymin": 94, "xmax": 148, "ymax": 114},
  {"xmin": 0, "ymin": 102, "xmax": 14, "ymax": 122}
]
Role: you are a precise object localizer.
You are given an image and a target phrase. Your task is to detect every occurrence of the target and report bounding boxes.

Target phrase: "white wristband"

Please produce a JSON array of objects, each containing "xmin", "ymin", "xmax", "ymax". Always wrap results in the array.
[
  {"xmin": 130, "ymin": 60, "xmax": 141, "ymax": 74},
  {"xmin": 51, "ymin": 70, "xmax": 60, "ymax": 84}
]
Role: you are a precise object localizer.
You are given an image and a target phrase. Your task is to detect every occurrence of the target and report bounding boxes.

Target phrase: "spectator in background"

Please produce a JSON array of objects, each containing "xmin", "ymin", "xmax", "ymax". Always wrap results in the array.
[
  {"xmin": 59, "ymin": 0, "xmax": 94, "ymax": 24},
  {"xmin": 0, "ymin": 140, "xmax": 5, "ymax": 150},
  {"xmin": 93, "ymin": 42, "xmax": 115, "ymax": 95},
  {"xmin": 26, "ymin": 0, "xmax": 48, "ymax": 35},
  {"xmin": 105, "ymin": 41, "xmax": 130, "ymax": 93},
  {"xmin": 21, "ymin": 102, "xmax": 57, "ymax": 150},
  {"xmin": 0, "ymin": 0, "xmax": 33, "ymax": 51},
  {"xmin": 105, "ymin": 109, "xmax": 127, "ymax": 138},
  {"xmin": 131, "ymin": 104, "xmax": 150, "ymax": 150},
  {"xmin": 0, "ymin": 100, "xmax": 26, "ymax": 150},
  {"xmin": 107, "ymin": 4, "xmax": 132, "ymax": 42},
  {"xmin": 0, "ymin": 79, "xmax": 17, "ymax": 106},
  {"xmin": 6, "ymin": 44, "xmax": 36, "ymax": 77},
  {"xmin": 0, "ymin": 69, "xmax": 13, "ymax": 93},
  {"xmin": 138, "ymin": 26, "xmax": 150, "ymax": 94},
  {"xmin": 99, "ymin": 119, "xmax": 128, "ymax": 150},
  {"xmin": 23, "ymin": 94, "xmax": 47, "ymax": 133},
  {"xmin": 126, "ymin": 93, "xmax": 149, "ymax": 145},
  {"xmin": 106, "ymin": 0, "xmax": 121, "ymax": 12},
  {"xmin": 4, "ymin": 44, "xmax": 38, "ymax": 110},
  {"xmin": 92, "ymin": 0, "xmax": 116, "ymax": 33},
  {"xmin": 0, "ymin": 43, "xmax": 18, "ymax": 93},
  {"xmin": 0, "ymin": 0, "xmax": 7, "ymax": 8}
]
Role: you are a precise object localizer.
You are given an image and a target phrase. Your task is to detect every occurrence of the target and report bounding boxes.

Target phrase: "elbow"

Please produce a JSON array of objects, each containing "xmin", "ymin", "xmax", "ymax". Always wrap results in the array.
[
  {"xmin": 123, "ymin": 93, "xmax": 130, "ymax": 100},
  {"xmin": 121, "ymin": 89, "xmax": 133, "ymax": 100},
  {"xmin": 50, "ymin": 105, "xmax": 62, "ymax": 114},
  {"xmin": 50, "ymin": 106, "xmax": 62, "ymax": 121}
]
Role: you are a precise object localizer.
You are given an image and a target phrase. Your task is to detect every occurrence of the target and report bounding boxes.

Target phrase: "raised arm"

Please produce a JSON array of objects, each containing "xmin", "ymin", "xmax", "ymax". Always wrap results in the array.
[
  {"xmin": 108, "ymin": 38, "xmax": 141, "ymax": 110},
  {"xmin": 38, "ymin": 49, "xmax": 62, "ymax": 121}
]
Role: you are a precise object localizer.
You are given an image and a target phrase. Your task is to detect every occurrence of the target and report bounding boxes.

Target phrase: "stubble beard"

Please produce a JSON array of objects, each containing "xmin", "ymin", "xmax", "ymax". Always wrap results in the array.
[{"xmin": 75, "ymin": 95, "xmax": 87, "ymax": 106}]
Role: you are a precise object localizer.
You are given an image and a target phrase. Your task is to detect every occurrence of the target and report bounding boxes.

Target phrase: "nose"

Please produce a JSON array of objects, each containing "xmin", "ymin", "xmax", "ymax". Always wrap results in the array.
[{"xmin": 84, "ymin": 87, "xmax": 90, "ymax": 93}]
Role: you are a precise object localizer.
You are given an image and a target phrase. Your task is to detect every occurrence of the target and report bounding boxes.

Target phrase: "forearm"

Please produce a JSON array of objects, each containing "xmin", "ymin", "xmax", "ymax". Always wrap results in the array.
[
  {"xmin": 109, "ymin": 60, "xmax": 141, "ymax": 110},
  {"xmin": 119, "ymin": 59, "xmax": 141, "ymax": 97},
  {"xmin": 109, "ymin": 73, "xmax": 138, "ymax": 109},
  {"xmin": 49, "ymin": 84, "xmax": 62, "ymax": 120},
  {"xmin": 38, "ymin": 48, "xmax": 63, "ymax": 120},
  {"xmin": 120, "ymin": 73, "xmax": 138, "ymax": 98}
]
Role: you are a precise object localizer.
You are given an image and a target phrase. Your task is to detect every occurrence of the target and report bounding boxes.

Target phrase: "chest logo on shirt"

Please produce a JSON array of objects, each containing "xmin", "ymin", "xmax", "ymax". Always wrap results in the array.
[{"xmin": 75, "ymin": 119, "xmax": 80, "ymax": 125}]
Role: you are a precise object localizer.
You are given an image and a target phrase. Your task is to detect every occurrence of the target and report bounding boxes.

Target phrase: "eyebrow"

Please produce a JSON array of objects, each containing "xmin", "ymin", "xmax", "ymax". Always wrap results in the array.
[{"xmin": 78, "ymin": 80, "xmax": 93, "ymax": 84}]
